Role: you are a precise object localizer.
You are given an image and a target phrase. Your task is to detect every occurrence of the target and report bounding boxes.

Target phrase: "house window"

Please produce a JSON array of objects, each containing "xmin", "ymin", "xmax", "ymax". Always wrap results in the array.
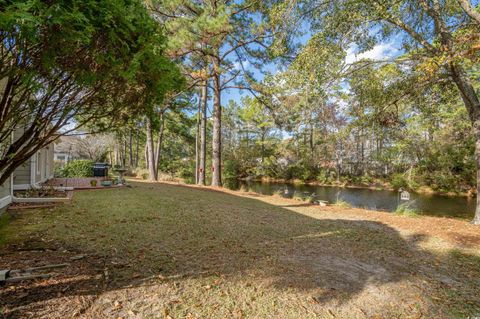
[
  {"xmin": 58, "ymin": 155, "xmax": 65, "ymax": 161},
  {"xmin": 37, "ymin": 152, "xmax": 41, "ymax": 174}
]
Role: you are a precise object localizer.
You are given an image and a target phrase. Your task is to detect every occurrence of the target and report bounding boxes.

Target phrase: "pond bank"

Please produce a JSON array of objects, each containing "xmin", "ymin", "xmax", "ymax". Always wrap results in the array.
[
  {"xmin": 238, "ymin": 177, "xmax": 475, "ymax": 197},
  {"xmin": 223, "ymin": 179, "xmax": 475, "ymax": 220}
]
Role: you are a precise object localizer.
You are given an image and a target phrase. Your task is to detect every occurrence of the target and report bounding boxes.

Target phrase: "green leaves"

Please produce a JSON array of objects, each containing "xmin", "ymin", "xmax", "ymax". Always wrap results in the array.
[{"xmin": 0, "ymin": 0, "xmax": 184, "ymax": 185}]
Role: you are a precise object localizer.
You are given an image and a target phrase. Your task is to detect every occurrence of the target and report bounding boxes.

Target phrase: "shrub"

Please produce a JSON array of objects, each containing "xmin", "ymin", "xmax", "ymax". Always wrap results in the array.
[
  {"xmin": 335, "ymin": 200, "xmax": 351, "ymax": 208},
  {"xmin": 272, "ymin": 188, "xmax": 284, "ymax": 197},
  {"xmin": 360, "ymin": 174, "xmax": 374, "ymax": 185},
  {"xmin": 158, "ymin": 172, "xmax": 176, "ymax": 181},
  {"xmin": 430, "ymin": 173, "xmax": 458, "ymax": 192},
  {"xmin": 316, "ymin": 170, "xmax": 333, "ymax": 184},
  {"xmin": 261, "ymin": 156, "xmax": 280, "ymax": 178},
  {"xmin": 53, "ymin": 161, "xmax": 64, "ymax": 178},
  {"xmin": 395, "ymin": 203, "xmax": 419, "ymax": 217},
  {"xmin": 223, "ymin": 159, "xmax": 240, "ymax": 179},
  {"xmin": 304, "ymin": 193, "xmax": 317, "ymax": 203},
  {"xmin": 135, "ymin": 168, "xmax": 150, "ymax": 180},
  {"xmin": 292, "ymin": 191, "xmax": 305, "ymax": 201},
  {"xmin": 61, "ymin": 160, "xmax": 94, "ymax": 178},
  {"xmin": 391, "ymin": 173, "xmax": 408, "ymax": 190}
]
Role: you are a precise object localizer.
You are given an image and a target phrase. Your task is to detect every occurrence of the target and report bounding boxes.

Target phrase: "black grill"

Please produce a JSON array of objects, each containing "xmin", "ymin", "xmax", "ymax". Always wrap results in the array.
[{"xmin": 93, "ymin": 163, "xmax": 109, "ymax": 177}]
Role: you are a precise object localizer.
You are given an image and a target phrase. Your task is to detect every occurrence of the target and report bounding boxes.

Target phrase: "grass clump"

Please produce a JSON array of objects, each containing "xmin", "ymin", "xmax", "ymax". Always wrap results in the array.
[
  {"xmin": 292, "ymin": 191, "xmax": 304, "ymax": 201},
  {"xmin": 272, "ymin": 189, "xmax": 284, "ymax": 197},
  {"xmin": 335, "ymin": 199, "xmax": 351, "ymax": 208},
  {"xmin": 304, "ymin": 194, "xmax": 317, "ymax": 203},
  {"xmin": 395, "ymin": 203, "xmax": 419, "ymax": 217}
]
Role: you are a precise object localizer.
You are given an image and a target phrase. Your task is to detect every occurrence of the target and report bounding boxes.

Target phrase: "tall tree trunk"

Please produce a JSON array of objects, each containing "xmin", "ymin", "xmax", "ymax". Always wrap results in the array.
[
  {"xmin": 123, "ymin": 135, "xmax": 127, "ymax": 167},
  {"xmin": 144, "ymin": 143, "xmax": 149, "ymax": 170},
  {"xmin": 195, "ymin": 91, "xmax": 201, "ymax": 184},
  {"xmin": 199, "ymin": 79, "xmax": 208, "ymax": 185},
  {"xmin": 211, "ymin": 58, "xmax": 222, "ymax": 187},
  {"xmin": 309, "ymin": 124, "xmax": 314, "ymax": 158},
  {"xmin": 261, "ymin": 129, "xmax": 266, "ymax": 163},
  {"xmin": 145, "ymin": 117, "xmax": 157, "ymax": 181},
  {"xmin": 135, "ymin": 128, "xmax": 139, "ymax": 168},
  {"xmin": 129, "ymin": 129, "xmax": 133, "ymax": 167},
  {"xmin": 450, "ymin": 63, "xmax": 480, "ymax": 224},
  {"xmin": 154, "ymin": 112, "xmax": 165, "ymax": 173}
]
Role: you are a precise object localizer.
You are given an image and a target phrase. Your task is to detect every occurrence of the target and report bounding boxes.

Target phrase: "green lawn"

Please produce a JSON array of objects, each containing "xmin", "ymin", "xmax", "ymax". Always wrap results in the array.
[{"xmin": 1, "ymin": 181, "xmax": 479, "ymax": 318}]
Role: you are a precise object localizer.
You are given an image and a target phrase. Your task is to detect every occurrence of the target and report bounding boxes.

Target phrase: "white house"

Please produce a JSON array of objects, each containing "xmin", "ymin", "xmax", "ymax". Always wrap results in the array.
[{"xmin": 0, "ymin": 128, "xmax": 54, "ymax": 212}]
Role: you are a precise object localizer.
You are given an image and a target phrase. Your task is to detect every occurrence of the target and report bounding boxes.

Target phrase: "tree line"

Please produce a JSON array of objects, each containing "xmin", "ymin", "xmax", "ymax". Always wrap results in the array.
[{"xmin": 2, "ymin": 0, "xmax": 479, "ymax": 224}]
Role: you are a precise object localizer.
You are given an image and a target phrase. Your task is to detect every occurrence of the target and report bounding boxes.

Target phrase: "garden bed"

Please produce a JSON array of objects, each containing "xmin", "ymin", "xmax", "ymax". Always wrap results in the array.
[
  {"xmin": 7, "ymin": 202, "xmax": 62, "ymax": 211},
  {"xmin": 12, "ymin": 188, "xmax": 73, "ymax": 204},
  {"xmin": 14, "ymin": 188, "xmax": 69, "ymax": 199}
]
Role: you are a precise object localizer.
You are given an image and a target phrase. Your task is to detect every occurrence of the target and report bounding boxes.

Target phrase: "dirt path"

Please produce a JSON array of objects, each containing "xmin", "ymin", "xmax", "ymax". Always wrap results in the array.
[{"xmin": 0, "ymin": 181, "xmax": 479, "ymax": 318}]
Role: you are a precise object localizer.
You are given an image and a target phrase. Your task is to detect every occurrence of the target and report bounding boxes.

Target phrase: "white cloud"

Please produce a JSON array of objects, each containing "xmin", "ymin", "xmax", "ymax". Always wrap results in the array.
[{"xmin": 345, "ymin": 42, "xmax": 399, "ymax": 64}]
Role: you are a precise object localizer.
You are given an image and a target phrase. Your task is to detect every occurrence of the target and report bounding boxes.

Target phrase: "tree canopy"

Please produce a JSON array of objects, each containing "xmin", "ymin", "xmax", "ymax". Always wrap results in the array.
[{"xmin": 0, "ymin": 0, "xmax": 183, "ymax": 184}]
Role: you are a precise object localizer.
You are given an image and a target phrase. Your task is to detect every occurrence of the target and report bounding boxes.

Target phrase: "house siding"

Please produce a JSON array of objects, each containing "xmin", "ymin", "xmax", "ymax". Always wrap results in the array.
[
  {"xmin": 0, "ymin": 176, "xmax": 10, "ymax": 198},
  {"xmin": 13, "ymin": 127, "xmax": 33, "ymax": 188},
  {"xmin": 12, "ymin": 127, "xmax": 54, "ymax": 189},
  {"xmin": 13, "ymin": 160, "xmax": 31, "ymax": 185},
  {"xmin": 47, "ymin": 145, "xmax": 54, "ymax": 178},
  {"xmin": 4, "ymin": 119, "xmax": 55, "ymax": 193},
  {"xmin": 0, "ymin": 176, "xmax": 12, "ymax": 211},
  {"xmin": 35, "ymin": 150, "xmax": 42, "ymax": 183}
]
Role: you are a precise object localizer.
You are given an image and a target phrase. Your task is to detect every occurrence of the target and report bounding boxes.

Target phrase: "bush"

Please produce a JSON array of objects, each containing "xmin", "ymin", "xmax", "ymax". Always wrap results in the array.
[
  {"xmin": 304, "ymin": 194, "xmax": 317, "ymax": 203},
  {"xmin": 60, "ymin": 160, "xmax": 94, "ymax": 178},
  {"xmin": 391, "ymin": 173, "xmax": 408, "ymax": 190},
  {"xmin": 54, "ymin": 161, "xmax": 64, "ymax": 178},
  {"xmin": 261, "ymin": 156, "xmax": 281, "ymax": 178},
  {"xmin": 292, "ymin": 191, "xmax": 304, "ymax": 201},
  {"xmin": 430, "ymin": 173, "xmax": 458, "ymax": 192},
  {"xmin": 395, "ymin": 203, "xmax": 419, "ymax": 217},
  {"xmin": 223, "ymin": 159, "xmax": 240, "ymax": 179},
  {"xmin": 360, "ymin": 174, "xmax": 374, "ymax": 185},
  {"xmin": 272, "ymin": 188, "xmax": 284, "ymax": 197},
  {"xmin": 316, "ymin": 170, "xmax": 333, "ymax": 184},
  {"xmin": 135, "ymin": 168, "xmax": 150, "ymax": 180},
  {"xmin": 335, "ymin": 199, "xmax": 351, "ymax": 208}
]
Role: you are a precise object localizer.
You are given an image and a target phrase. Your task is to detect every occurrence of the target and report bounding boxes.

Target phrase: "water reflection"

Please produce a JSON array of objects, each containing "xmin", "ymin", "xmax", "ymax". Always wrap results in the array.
[{"xmin": 222, "ymin": 178, "xmax": 475, "ymax": 220}]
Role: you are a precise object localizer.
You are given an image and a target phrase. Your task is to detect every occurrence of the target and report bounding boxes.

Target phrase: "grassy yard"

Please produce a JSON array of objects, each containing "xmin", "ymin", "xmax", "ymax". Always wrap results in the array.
[{"xmin": 0, "ymin": 181, "xmax": 479, "ymax": 318}]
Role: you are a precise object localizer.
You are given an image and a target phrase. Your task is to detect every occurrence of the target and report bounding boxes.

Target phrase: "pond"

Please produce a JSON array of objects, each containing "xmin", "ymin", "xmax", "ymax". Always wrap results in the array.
[{"xmin": 221, "ymin": 179, "xmax": 476, "ymax": 220}]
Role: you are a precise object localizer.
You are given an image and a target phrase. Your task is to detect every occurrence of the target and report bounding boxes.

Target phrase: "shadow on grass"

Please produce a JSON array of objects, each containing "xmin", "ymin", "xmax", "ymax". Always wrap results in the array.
[{"xmin": 0, "ymin": 181, "xmax": 479, "ymax": 317}]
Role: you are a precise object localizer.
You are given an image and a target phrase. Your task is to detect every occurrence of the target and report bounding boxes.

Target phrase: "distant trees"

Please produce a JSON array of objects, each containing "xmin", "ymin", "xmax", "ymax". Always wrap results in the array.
[
  {"xmin": 319, "ymin": 0, "xmax": 479, "ymax": 224},
  {"xmin": 57, "ymin": 135, "xmax": 114, "ymax": 163},
  {"xmin": 0, "ymin": 0, "xmax": 182, "ymax": 185},
  {"xmin": 152, "ymin": 0, "xmax": 289, "ymax": 186},
  {"xmin": 271, "ymin": 0, "xmax": 480, "ymax": 223}
]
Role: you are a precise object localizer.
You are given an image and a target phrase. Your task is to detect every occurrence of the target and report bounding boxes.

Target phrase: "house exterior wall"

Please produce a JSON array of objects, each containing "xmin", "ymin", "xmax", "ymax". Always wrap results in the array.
[
  {"xmin": 34, "ymin": 145, "xmax": 54, "ymax": 183},
  {"xmin": 13, "ymin": 160, "xmax": 31, "ymax": 186},
  {"xmin": 12, "ymin": 128, "xmax": 32, "ymax": 186},
  {"xmin": 0, "ymin": 175, "xmax": 12, "ymax": 212},
  {"xmin": 47, "ymin": 145, "xmax": 54, "ymax": 179},
  {"xmin": 35, "ymin": 150, "xmax": 42, "ymax": 183},
  {"xmin": 12, "ymin": 128, "xmax": 55, "ymax": 190}
]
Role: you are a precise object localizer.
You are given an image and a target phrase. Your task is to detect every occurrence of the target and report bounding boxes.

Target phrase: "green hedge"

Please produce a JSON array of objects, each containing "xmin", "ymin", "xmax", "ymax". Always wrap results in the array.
[{"xmin": 60, "ymin": 160, "xmax": 94, "ymax": 178}]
